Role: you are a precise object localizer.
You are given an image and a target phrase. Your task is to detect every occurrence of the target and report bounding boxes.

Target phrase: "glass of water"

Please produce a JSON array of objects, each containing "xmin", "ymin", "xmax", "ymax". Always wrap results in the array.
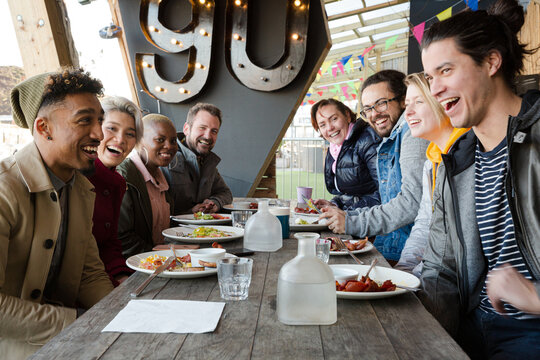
[
  {"xmin": 231, "ymin": 210, "xmax": 252, "ymax": 229},
  {"xmin": 217, "ymin": 258, "xmax": 253, "ymax": 300},
  {"xmin": 316, "ymin": 239, "xmax": 331, "ymax": 263}
]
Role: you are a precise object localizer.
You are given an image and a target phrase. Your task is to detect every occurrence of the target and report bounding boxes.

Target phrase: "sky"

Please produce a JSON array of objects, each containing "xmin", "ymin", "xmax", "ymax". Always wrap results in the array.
[{"xmin": 0, "ymin": 0, "xmax": 132, "ymax": 99}]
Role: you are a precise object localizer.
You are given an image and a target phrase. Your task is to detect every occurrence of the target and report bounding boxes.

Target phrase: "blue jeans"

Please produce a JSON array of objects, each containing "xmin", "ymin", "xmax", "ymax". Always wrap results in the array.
[{"xmin": 459, "ymin": 307, "xmax": 540, "ymax": 359}]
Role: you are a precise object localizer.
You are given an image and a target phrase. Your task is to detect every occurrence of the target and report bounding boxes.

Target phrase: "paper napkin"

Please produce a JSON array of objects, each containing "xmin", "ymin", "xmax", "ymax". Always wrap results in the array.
[{"xmin": 102, "ymin": 300, "xmax": 225, "ymax": 333}]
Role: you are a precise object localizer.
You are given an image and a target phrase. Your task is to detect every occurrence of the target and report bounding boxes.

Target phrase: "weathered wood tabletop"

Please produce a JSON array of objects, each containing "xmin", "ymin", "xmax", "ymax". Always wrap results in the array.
[{"xmin": 31, "ymin": 231, "xmax": 467, "ymax": 359}]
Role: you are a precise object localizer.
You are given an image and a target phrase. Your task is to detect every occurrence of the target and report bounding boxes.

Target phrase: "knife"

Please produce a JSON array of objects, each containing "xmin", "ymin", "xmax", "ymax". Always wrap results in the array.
[
  {"xmin": 130, "ymin": 255, "xmax": 175, "ymax": 298},
  {"xmin": 301, "ymin": 194, "xmax": 322, "ymax": 214}
]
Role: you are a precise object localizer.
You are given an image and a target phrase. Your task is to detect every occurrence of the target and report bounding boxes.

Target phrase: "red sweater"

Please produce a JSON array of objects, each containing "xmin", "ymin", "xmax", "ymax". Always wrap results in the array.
[{"xmin": 88, "ymin": 158, "xmax": 133, "ymax": 286}]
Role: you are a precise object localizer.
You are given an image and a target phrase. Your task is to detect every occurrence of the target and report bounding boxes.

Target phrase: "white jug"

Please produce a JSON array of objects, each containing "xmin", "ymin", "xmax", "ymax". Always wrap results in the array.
[
  {"xmin": 243, "ymin": 201, "xmax": 282, "ymax": 252},
  {"xmin": 276, "ymin": 232, "xmax": 337, "ymax": 325}
]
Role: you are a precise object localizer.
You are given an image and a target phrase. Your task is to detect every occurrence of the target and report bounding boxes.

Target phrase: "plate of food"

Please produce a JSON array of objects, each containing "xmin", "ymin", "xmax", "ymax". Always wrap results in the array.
[
  {"xmin": 331, "ymin": 264, "xmax": 420, "ymax": 299},
  {"xmin": 327, "ymin": 237, "xmax": 373, "ymax": 255},
  {"xmin": 126, "ymin": 250, "xmax": 236, "ymax": 278},
  {"xmin": 162, "ymin": 225, "xmax": 243, "ymax": 244},
  {"xmin": 171, "ymin": 212, "xmax": 232, "ymax": 225},
  {"xmin": 293, "ymin": 205, "xmax": 320, "ymax": 217},
  {"xmin": 290, "ymin": 217, "xmax": 328, "ymax": 231},
  {"xmin": 223, "ymin": 202, "xmax": 258, "ymax": 212}
]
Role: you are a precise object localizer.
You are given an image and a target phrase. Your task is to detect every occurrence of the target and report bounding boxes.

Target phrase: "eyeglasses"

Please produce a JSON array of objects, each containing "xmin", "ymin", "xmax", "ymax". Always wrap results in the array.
[{"xmin": 360, "ymin": 97, "xmax": 399, "ymax": 118}]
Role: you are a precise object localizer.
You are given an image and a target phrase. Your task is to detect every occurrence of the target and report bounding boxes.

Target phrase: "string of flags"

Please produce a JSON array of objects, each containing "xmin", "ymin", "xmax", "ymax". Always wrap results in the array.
[{"xmin": 302, "ymin": 0, "xmax": 479, "ymax": 106}]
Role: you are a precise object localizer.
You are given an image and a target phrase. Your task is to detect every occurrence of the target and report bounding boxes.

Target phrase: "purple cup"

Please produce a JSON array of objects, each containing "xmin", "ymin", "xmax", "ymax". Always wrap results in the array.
[{"xmin": 296, "ymin": 186, "xmax": 313, "ymax": 204}]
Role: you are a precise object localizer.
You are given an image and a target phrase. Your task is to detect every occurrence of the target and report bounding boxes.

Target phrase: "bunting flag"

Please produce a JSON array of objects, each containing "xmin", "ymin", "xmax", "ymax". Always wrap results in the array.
[
  {"xmin": 412, "ymin": 22, "xmax": 425, "ymax": 45},
  {"xmin": 466, "ymin": 0, "xmax": 478, "ymax": 11},
  {"xmin": 336, "ymin": 61, "xmax": 345, "ymax": 75},
  {"xmin": 302, "ymin": 102, "xmax": 306, "ymax": 106},
  {"xmin": 340, "ymin": 55, "xmax": 352, "ymax": 66},
  {"xmin": 331, "ymin": 66, "xmax": 338, "ymax": 78},
  {"xmin": 317, "ymin": 91, "xmax": 323, "ymax": 96},
  {"xmin": 357, "ymin": 55, "xmax": 365, "ymax": 67},
  {"xmin": 320, "ymin": 60, "xmax": 332, "ymax": 75},
  {"xmin": 344, "ymin": 60, "xmax": 353, "ymax": 73},
  {"xmin": 308, "ymin": 100, "xmax": 315, "ymax": 105},
  {"xmin": 341, "ymin": 86, "xmax": 350, "ymax": 100},
  {"xmin": 351, "ymin": 93, "xmax": 357, "ymax": 100},
  {"xmin": 362, "ymin": 44, "xmax": 376, "ymax": 57},
  {"xmin": 436, "ymin": 7, "xmax": 452, "ymax": 21},
  {"xmin": 306, "ymin": 93, "xmax": 311, "ymax": 97},
  {"xmin": 385, "ymin": 35, "xmax": 399, "ymax": 50}
]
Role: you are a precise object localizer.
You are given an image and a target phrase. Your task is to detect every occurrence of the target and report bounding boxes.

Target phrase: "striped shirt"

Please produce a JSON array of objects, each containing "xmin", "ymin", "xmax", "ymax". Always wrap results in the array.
[{"xmin": 474, "ymin": 139, "xmax": 533, "ymax": 318}]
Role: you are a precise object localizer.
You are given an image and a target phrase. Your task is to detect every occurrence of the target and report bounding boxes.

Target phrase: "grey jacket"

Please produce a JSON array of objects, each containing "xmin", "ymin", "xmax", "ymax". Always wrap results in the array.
[
  {"xmin": 163, "ymin": 133, "xmax": 233, "ymax": 215},
  {"xmin": 419, "ymin": 90, "xmax": 540, "ymax": 337},
  {"xmin": 345, "ymin": 117, "xmax": 428, "ymax": 238}
]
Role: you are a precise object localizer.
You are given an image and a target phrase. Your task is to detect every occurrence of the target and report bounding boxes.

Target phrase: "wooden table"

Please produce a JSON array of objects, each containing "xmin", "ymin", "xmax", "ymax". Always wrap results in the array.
[{"xmin": 31, "ymin": 233, "xmax": 467, "ymax": 359}]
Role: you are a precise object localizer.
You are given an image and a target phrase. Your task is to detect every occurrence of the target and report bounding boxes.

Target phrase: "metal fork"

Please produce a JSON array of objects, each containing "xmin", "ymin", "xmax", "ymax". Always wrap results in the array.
[{"xmin": 334, "ymin": 237, "xmax": 364, "ymax": 265}]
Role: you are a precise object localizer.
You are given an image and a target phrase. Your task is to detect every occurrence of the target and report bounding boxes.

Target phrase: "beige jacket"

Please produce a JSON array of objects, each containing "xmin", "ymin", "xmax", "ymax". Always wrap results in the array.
[{"xmin": 0, "ymin": 142, "xmax": 113, "ymax": 359}]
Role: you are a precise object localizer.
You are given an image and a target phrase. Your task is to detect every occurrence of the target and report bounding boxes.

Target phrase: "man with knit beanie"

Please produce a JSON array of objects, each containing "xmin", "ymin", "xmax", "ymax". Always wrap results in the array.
[{"xmin": 0, "ymin": 68, "xmax": 114, "ymax": 358}]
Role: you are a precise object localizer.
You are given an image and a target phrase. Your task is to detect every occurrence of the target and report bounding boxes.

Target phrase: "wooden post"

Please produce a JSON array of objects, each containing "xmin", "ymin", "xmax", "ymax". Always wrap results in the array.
[{"xmin": 7, "ymin": 0, "xmax": 78, "ymax": 77}]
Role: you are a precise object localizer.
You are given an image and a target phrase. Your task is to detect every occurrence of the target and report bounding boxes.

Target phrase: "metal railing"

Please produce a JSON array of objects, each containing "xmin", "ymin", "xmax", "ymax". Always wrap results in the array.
[{"xmin": 275, "ymin": 137, "xmax": 333, "ymax": 201}]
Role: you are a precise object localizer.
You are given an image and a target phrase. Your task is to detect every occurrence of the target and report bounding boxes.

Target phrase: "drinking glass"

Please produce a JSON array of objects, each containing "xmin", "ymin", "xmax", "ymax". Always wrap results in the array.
[
  {"xmin": 231, "ymin": 210, "xmax": 252, "ymax": 229},
  {"xmin": 217, "ymin": 258, "xmax": 253, "ymax": 301},
  {"xmin": 315, "ymin": 239, "xmax": 331, "ymax": 263}
]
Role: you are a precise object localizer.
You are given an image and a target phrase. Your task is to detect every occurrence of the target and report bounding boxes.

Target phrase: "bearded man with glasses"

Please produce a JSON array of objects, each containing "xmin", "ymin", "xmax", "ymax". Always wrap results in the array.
[{"xmin": 321, "ymin": 70, "xmax": 429, "ymax": 264}]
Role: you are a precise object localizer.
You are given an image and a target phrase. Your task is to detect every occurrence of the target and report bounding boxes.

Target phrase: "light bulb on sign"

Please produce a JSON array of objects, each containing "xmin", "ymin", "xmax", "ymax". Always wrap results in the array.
[
  {"xmin": 291, "ymin": 33, "xmax": 300, "ymax": 40},
  {"xmin": 294, "ymin": 0, "xmax": 301, "ymax": 6},
  {"xmin": 148, "ymin": 25, "xmax": 159, "ymax": 33},
  {"xmin": 233, "ymin": 33, "xmax": 242, "ymax": 41},
  {"xmin": 142, "ymin": 61, "xmax": 152, "ymax": 68},
  {"xmin": 195, "ymin": 63, "xmax": 205, "ymax": 70},
  {"xmin": 199, "ymin": 29, "xmax": 208, "ymax": 36},
  {"xmin": 155, "ymin": 86, "xmax": 166, "ymax": 92}
]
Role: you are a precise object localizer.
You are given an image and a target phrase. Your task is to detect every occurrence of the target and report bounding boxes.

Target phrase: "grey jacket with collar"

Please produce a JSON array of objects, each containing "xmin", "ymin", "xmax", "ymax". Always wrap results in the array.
[
  {"xmin": 162, "ymin": 133, "xmax": 233, "ymax": 215},
  {"xmin": 419, "ymin": 90, "xmax": 540, "ymax": 337}
]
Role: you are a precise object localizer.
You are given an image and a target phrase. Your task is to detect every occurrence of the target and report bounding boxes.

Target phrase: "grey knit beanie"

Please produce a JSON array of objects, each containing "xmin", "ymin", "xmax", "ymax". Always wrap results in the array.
[{"xmin": 10, "ymin": 72, "xmax": 53, "ymax": 131}]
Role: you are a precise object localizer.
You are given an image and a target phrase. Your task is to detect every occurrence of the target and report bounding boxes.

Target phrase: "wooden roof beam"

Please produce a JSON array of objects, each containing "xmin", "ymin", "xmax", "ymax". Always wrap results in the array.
[{"xmin": 327, "ymin": 0, "xmax": 409, "ymax": 21}]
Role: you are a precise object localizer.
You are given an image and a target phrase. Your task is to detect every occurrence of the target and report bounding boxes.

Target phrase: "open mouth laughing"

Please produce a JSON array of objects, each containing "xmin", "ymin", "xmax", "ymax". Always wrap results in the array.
[
  {"xmin": 106, "ymin": 145, "xmax": 124, "ymax": 156},
  {"xmin": 440, "ymin": 97, "xmax": 460, "ymax": 113},
  {"xmin": 82, "ymin": 145, "xmax": 99, "ymax": 159}
]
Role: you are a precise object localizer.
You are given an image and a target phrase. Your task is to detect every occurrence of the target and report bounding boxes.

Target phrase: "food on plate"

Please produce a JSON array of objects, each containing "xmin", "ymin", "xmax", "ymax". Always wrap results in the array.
[
  {"xmin": 193, "ymin": 212, "xmax": 228, "ymax": 220},
  {"xmin": 139, "ymin": 254, "xmax": 205, "ymax": 272},
  {"xmin": 212, "ymin": 242, "xmax": 224, "ymax": 248},
  {"xmin": 294, "ymin": 206, "xmax": 319, "ymax": 214},
  {"xmin": 249, "ymin": 202, "xmax": 258, "ymax": 209},
  {"xmin": 336, "ymin": 276, "xmax": 396, "ymax": 292},
  {"xmin": 176, "ymin": 226, "xmax": 233, "ymax": 238},
  {"xmin": 295, "ymin": 218, "xmax": 309, "ymax": 225},
  {"xmin": 198, "ymin": 260, "xmax": 217, "ymax": 268},
  {"xmin": 327, "ymin": 237, "xmax": 368, "ymax": 251}
]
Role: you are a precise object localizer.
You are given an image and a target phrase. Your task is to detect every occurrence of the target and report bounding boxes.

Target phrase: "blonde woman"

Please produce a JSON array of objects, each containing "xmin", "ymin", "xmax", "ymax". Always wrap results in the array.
[
  {"xmin": 395, "ymin": 73, "xmax": 468, "ymax": 275},
  {"xmin": 117, "ymin": 114, "xmax": 178, "ymax": 257},
  {"xmin": 88, "ymin": 96, "xmax": 143, "ymax": 286}
]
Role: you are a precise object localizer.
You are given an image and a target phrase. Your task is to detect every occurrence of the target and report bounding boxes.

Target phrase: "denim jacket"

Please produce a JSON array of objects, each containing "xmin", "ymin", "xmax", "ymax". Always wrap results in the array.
[{"xmin": 345, "ymin": 114, "xmax": 428, "ymax": 261}]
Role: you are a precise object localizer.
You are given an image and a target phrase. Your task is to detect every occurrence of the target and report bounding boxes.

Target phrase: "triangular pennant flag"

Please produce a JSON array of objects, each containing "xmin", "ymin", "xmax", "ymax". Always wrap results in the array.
[
  {"xmin": 333, "ymin": 95, "xmax": 339, "ymax": 100},
  {"xmin": 317, "ymin": 91, "xmax": 323, "ymax": 96},
  {"xmin": 306, "ymin": 93, "xmax": 311, "ymax": 97},
  {"xmin": 341, "ymin": 86, "xmax": 350, "ymax": 100},
  {"xmin": 308, "ymin": 100, "xmax": 315, "ymax": 105},
  {"xmin": 344, "ymin": 60, "xmax": 353, "ymax": 73},
  {"xmin": 385, "ymin": 35, "xmax": 399, "ymax": 50},
  {"xmin": 317, "ymin": 69, "xmax": 322, "ymax": 75},
  {"xmin": 436, "ymin": 7, "xmax": 452, "ymax": 21},
  {"xmin": 412, "ymin": 22, "xmax": 425, "ymax": 45},
  {"xmin": 340, "ymin": 55, "xmax": 353, "ymax": 66},
  {"xmin": 336, "ymin": 61, "xmax": 345, "ymax": 75},
  {"xmin": 357, "ymin": 55, "xmax": 365, "ymax": 67},
  {"xmin": 466, "ymin": 0, "xmax": 478, "ymax": 11},
  {"xmin": 351, "ymin": 93, "xmax": 357, "ymax": 100},
  {"xmin": 362, "ymin": 45, "xmax": 376, "ymax": 57},
  {"xmin": 320, "ymin": 60, "xmax": 332, "ymax": 75},
  {"xmin": 302, "ymin": 102, "xmax": 306, "ymax": 106},
  {"xmin": 316, "ymin": 73, "xmax": 321, "ymax": 82},
  {"xmin": 331, "ymin": 66, "xmax": 338, "ymax": 78}
]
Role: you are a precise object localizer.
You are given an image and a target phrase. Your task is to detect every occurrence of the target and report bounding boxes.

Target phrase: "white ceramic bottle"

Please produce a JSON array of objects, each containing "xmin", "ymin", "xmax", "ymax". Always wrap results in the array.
[
  {"xmin": 276, "ymin": 232, "xmax": 337, "ymax": 325},
  {"xmin": 243, "ymin": 201, "xmax": 282, "ymax": 252}
]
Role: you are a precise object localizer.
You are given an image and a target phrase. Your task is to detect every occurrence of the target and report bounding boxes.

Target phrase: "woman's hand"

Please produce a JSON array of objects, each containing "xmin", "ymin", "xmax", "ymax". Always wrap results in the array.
[
  {"xmin": 319, "ymin": 206, "xmax": 346, "ymax": 234},
  {"xmin": 487, "ymin": 264, "xmax": 540, "ymax": 314}
]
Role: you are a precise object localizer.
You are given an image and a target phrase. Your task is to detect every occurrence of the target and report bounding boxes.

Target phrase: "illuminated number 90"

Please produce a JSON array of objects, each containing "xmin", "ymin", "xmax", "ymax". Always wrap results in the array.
[{"xmin": 137, "ymin": 0, "xmax": 309, "ymax": 103}]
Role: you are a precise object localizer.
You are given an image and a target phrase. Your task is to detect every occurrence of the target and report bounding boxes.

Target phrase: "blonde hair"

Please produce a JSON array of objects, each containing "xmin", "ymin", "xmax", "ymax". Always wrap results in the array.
[
  {"xmin": 404, "ymin": 72, "xmax": 449, "ymax": 125},
  {"xmin": 101, "ymin": 96, "xmax": 143, "ymax": 143}
]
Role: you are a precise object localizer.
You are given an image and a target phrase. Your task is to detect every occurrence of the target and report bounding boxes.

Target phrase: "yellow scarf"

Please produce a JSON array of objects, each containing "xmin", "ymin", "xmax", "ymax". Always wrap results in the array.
[{"xmin": 426, "ymin": 127, "xmax": 470, "ymax": 198}]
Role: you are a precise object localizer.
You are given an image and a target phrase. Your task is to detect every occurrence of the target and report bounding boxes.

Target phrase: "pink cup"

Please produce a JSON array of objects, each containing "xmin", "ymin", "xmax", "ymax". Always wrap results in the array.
[{"xmin": 296, "ymin": 186, "xmax": 313, "ymax": 204}]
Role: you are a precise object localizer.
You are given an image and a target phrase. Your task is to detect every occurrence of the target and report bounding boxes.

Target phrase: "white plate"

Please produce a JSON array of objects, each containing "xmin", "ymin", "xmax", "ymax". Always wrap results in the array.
[
  {"xmin": 171, "ymin": 213, "xmax": 232, "ymax": 225},
  {"xmin": 330, "ymin": 264, "xmax": 420, "ymax": 299},
  {"xmin": 162, "ymin": 225, "xmax": 243, "ymax": 244},
  {"xmin": 290, "ymin": 221, "xmax": 328, "ymax": 232},
  {"xmin": 328, "ymin": 240, "xmax": 374, "ymax": 255},
  {"xmin": 126, "ymin": 250, "xmax": 236, "ymax": 278},
  {"xmin": 292, "ymin": 211, "xmax": 319, "ymax": 217},
  {"xmin": 223, "ymin": 204, "xmax": 258, "ymax": 212}
]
